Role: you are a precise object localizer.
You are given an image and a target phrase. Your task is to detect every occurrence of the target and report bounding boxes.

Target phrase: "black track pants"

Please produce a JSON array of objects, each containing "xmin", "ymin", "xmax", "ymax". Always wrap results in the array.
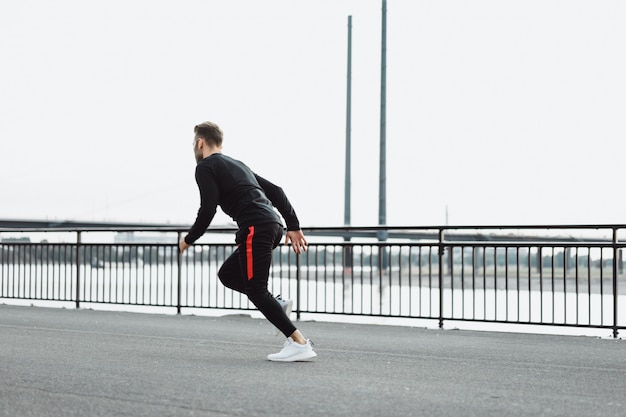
[{"xmin": 217, "ymin": 222, "xmax": 297, "ymax": 337}]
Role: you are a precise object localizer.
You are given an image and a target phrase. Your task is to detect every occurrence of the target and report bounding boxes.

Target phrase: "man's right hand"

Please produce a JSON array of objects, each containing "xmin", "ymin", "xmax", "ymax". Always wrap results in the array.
[{"xmin": 179, "ymin": 237, "xmax": 190, "ymax": 253}]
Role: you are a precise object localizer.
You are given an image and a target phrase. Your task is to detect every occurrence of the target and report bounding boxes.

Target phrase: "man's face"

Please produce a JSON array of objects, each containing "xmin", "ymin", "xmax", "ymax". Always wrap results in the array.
[{"xmin": 193, "ymin": 137, "xmax": 204, "ymax": 163}]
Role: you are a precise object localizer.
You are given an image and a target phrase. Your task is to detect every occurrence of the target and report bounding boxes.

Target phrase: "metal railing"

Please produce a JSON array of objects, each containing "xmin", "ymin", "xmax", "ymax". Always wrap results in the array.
[{"xmin": 1, "ymin": 225, "xmax": 624, "ymax": 337}]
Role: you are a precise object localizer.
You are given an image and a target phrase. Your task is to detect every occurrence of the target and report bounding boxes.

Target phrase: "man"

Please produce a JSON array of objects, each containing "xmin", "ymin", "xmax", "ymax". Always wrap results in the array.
[{"xmin": 178, "ymin": 121, "xmax": 316, "ymax": 362}]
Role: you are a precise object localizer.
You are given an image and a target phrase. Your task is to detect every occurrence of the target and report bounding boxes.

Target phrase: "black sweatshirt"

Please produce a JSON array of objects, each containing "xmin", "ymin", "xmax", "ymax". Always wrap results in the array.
[{"xmin": 184, "ymin": 153, "xmax": 300, "ymax": 244}]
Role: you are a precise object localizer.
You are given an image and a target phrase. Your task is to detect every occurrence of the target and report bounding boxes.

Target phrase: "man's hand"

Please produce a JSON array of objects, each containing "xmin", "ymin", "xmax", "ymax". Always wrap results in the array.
[
  {"xmin": 179, "ymin": 237, "xmax": 190, "ymax": 254},
  {"xmin": 285, "ymin": 229, "xmax": 308, "ymax": 255}
]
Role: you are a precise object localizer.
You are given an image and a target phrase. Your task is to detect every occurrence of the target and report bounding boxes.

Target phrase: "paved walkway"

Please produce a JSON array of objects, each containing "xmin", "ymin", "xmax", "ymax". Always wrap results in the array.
[{"xmin": 1, "ymin": 304, "xmax": 625, "ymax": 417}]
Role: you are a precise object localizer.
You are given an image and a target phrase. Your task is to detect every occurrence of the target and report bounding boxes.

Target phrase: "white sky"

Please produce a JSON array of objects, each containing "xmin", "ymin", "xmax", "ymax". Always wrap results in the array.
[{"xmin": 1, "ymin": 0, "xmax": 625, "ymax": 228}]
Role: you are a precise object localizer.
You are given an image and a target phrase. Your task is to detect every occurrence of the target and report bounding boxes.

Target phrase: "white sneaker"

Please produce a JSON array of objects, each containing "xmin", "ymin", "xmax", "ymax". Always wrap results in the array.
[
  {"xmin": 267, "ymin": 338, "xmax": 317, "ymax": 362},
  {"xmin": 274, "ymin": 295, "xmax": 293, "ymax": 336}
]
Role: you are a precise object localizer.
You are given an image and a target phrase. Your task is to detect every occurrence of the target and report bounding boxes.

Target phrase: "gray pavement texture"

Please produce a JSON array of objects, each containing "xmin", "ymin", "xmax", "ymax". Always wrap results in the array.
[{"xmin": 1, "ymin": 305, "xmax": 625, "ymax": 417}]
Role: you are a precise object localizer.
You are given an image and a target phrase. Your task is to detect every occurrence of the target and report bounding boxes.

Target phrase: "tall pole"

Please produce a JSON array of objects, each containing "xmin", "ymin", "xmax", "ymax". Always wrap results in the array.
[
  {"xmin": 378, "ymin": 0, "xmax": 387, "ymax": 231},
  {"xmin": 344, "ymin": 15, "xmax": 353, "ymax": 272},
  {"xmin": 344, "ymin": 15, "xmax": 352, "ymax": 227},
  {"xmin": 378, "ymin": 0, "xmax": 388, "ymax": 272}
]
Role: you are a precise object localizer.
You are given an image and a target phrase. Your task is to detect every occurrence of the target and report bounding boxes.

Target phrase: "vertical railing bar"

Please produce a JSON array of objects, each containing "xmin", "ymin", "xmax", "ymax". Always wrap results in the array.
[
  {"xmin": 32, "ymin": 244, "xmax": 36, "ymax": 298},
  {"xmin": 38, "ymin": 243, "xmax": 42, "ymax": 299},
  {"xmin": 0, "ymin": 240, "xmax": 3, "ymax": 298},
  {"xmin": 8, "ymin": 243, "xmax": 12, "ymax": 297},
  {"xmin": 563, "ymin": 247, "xmax": 568, "ymax": 324},
  {"xmin": 116, "ymin": 244, "xmax": 120, "ymax": 303},
  {"xmin": 101, "ymin": 245, "xmax": 106, "ymax": 302},
  {"xmin": 83, "ymin": 245, "xmax": 88, "ymax": 303},
  {"xmin": 351, "ymin": 244, "xmax": 355, "ymax": 315},
  {"xmin": 448, "ymin": 245, "xmax": 454, "ymax": 319},
  {"xmin": 200, "ymin": 243, "xmax": 205, "ymax": 308},
  {"xmin": 126, "ymin": 244, "xmax": 130, "ymax": 304},
  {"xmin": 368, "ymin": 245, "xmax": 373, "ymax": 316},
  {"xmin": 14, "ymin": 242, "xmax": 18, "ymax": 298},
  {"xmin": 189, "ymin": 244, "xmax": 195, "ymax": 309},
  {"xmin": 13, "ymin": 242, "xmax": 17, "ymax": 298},
  {"xmin": 600, "ymin": 246, "xmax": 604, "ymax": 325},
  {"xmin": 493, "ymin": 247, "xmax": 497, "ymax": 321},
  {"xmin": 27, "ymin": 243, "xmax": 31, "ymax": 299},
  {"xmin": 428, "ymin": 246, "xmax": 433, "ymax": 318},
  {"xmin": 135, "ymin": 245, "xmax": 141, "ymax": 305},
  {"xmin": 27, "ymin": 243, "xmax": 36, "ymax": 299},
  {"xmin": 316, "ymin": 245, "xmax": 321, "ymax": 313},
  {"xmin": 55, "ymin": 244, "xmax": 60, "ymax": 300},
  {"xmin": 112, "ymin": 244, "xmax": 117, "ymax": 304},
  {"xmin": 460, "ymin": 246, "xmax": 465, "ymax": 319},
  {"xmin": 505, "ymin": 247, "xmax": 509, "ymax": 321},
  {"xmin": 389, "ymin": 246, "xmax": 402, "ymax": 316},
  {"xmin": 333, "ymin": 245, "xmax": 337, "ymax": 314},
  {"xmin": 471, "ymin": 247, "xmax": 476, "ymax": 321},
  {"xmin": 156, "ymin": 245, "xmax": 161, "ymax": 306},
  {"xmin": 300, "ymin": 244, "xmax": 310, "ymax": 311},
  {"xmin": 110, "ymin": 244, "xmax": 115, "ymax": 304},
  {"xmin": 65, "ymin": 243, "xmax": 71, "ymax": 301},
  {"xmin": 55, "ymin": 243, "xmax": 59, "ymax": 300},
  {"xmin": 612, "ymin": 228, "xmax": 618, "ymax": 338},
  {"xmin": 438, "ymin": 229, "xmax": 444, "ymax": 329},
  {"xmin": 516, "ymin": 247, "xmax": 520, "ymax": 323},
  {"xmin": 408, "ymin": 246, "xmax": 413, "ymax": 316},
  {"xmin": 550, "ymin": 247, "xmax": 555, "ymax": 324},
  {"xmin": 17, "ymin": 243, "xmax": 21, "ymax": 299},
  {"xmin": 27, "ymin": 244, "xmax": 32, "ymax": 299},
  {"xmin": 575, "ymin": 247, "xmax": 579, "ymax": 325},
  {"xmin": 177, "ymin": 232, "xmax": 182, "ymax": 314},
  {"xmin": 587, "ymin": 246, "xmax": 592, "ymax": 324},
  {"xmin": 537, "ymin": 246, "xmax": 543, "ymax": 323},
  {"xmin": 320, "ymin": 245, "xmax": 325, "ymax": 312},
  {"xmin": 526, "ymin": 246, "xmax": 533, "ymax": 323},
  {"xmin": 32, "ymin": 243, "xmax": 36, "ymax": 299},
  {"xmin": 417, "ymin": 246, "xmax": 422, "ymax": 317},
  {"xmin": 483, "ymin": 247, "xmax": 487, "ymax": 321},
  {"xmin": 390, "ymin": 244, "xmax": 394, "ymax": 316},
  {"xmin": 27, "ymin": 244, "xmax": 31, "ymax": 299},
  {"xmin": 47, "ymin": 245, "xmax": 52, "ymax": 300},
  {"xmin": 20, "ymin": 243, "xmax": 25, "ymax": 299},
  {"xmin": 296, "ymin": 247, "xmax": 301, "ymax": 320},
  {"xmin": 378, "ymin": 244, "xmax": 383, "ymax": 316}
]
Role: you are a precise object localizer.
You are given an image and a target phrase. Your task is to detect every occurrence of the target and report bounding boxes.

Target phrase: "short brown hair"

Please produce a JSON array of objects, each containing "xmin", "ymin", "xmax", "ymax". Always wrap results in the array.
[{"xmin": 194, "ymin": 122, "xmax": 223, "ymax": 147}]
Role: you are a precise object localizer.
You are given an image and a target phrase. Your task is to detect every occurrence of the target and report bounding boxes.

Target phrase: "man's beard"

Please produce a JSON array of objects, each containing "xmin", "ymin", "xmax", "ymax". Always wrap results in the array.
[{"xmin": 194, "ymin": 147, "xmax": 203, "ymax": 163}]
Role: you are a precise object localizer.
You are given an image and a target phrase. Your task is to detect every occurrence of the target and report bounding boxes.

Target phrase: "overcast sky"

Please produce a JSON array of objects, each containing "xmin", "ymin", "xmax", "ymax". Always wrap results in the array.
[{"xmin": 1, "ymin": 0, "xmax": 625, "ymax": 228}]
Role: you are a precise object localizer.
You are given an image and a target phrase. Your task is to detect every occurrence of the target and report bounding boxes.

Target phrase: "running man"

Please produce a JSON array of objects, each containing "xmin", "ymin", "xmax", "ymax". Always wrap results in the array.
[{"xmin": 178, "ymin": 121, "xmax": 316, "ymax": 362}]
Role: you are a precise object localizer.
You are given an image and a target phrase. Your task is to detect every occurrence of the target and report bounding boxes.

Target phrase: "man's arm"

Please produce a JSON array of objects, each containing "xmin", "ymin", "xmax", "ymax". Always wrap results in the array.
[
  {"xmin": 180, "ymin": 165, "xmax": 219, "ymax": 253},
  {"xmin": 254, "ymin": 174, "xmax": 307, "ymax": 253},
  {"xmin": 254, "ymin": 174, "xmax": 300, "ymax": 231}
]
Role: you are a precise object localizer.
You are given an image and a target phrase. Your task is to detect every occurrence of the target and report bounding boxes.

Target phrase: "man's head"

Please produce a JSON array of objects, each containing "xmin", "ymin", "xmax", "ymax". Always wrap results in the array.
[{"xmin": 193, "ymin": 122, "xmax": 223, "ymax": 163}]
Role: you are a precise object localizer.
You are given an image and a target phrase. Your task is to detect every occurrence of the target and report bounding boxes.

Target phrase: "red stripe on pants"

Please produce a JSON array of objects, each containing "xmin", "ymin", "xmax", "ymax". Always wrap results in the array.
[{"xmin": 246, "ymin": 226, "xmax": 255, "ymax": 280}]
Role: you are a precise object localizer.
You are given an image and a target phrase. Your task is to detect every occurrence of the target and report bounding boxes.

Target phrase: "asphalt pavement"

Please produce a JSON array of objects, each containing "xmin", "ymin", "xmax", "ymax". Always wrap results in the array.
[{"xmin": 1, "ymin": 304, "xmax": 625, "ymax": 417}]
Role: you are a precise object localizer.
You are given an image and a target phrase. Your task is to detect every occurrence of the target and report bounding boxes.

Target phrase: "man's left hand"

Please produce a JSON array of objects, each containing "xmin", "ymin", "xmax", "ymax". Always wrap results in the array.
[{"xmin": 285, "ymin": 229, "xmax": 308, "ymax": 255}]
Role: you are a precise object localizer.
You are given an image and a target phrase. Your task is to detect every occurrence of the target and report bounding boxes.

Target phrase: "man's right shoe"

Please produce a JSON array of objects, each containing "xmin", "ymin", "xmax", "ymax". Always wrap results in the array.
[{"xmin": 267, "ymin": 338, "xmax": 317, "ymax": 362}]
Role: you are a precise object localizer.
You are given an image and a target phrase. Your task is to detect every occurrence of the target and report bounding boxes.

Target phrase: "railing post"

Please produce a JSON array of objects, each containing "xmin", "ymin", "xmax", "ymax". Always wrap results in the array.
[
  {"xmin": 296, "ymin": 251, "xmax": 301, "ymax": 321},
  {"xmin": 438, "ymin": 228, "xmax": 445, "ymax": 329},
  {"xmin": 176, "ymin": 232, "xmax": 182, "ymax": 315},
  {"xmin": 75, "ymin": 231, "xmax": 81, "ymax": 310},
  {"xmin": 612, "ymin": 228, "xmax": 618, "ymax": 338}
]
